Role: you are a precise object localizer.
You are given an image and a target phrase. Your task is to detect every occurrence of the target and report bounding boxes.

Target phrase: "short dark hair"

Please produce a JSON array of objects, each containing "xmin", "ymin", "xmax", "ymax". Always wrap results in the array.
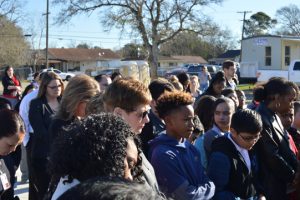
[
  {"xmin": 156, "ymin": 91, "xmax": 194, "ymax": 119},
  {"xmin": 111, "ymin": 72, "xmax": 122, "ymax": 81},
  {"xmin": 222, "ymin": 60, "xmax": 235, "ymax": 70},
  {"xmin": 94, "ymin": 74, "xmax": 107, "ymax": 82},
  {"xmin": 0, "ymin": 97, "xmax": 11, "ymax": 110},
  {"xmin": 148, "ymin": 78, "xmax": 175, "ymax": 101},
  {"xmin": 212, "ymin": 97, "xmax": 235, "ymax": 114},
  {"xmin": 48, "ymin": 113, "xmax": 142, "ymax": 183},
  {"xmin": 176, "ymin": 72, "xmax": 189, "ymax": 86},
  {"xmin": 0, "ymin": 109, "xmax": 24, "ymax": 138},
  {"xmin": 58, "ymin": 177, "xmax": 163, "ymax": 200},
  {"xmin": 190, "ymin": 115, "xmax": 204, "ymax": 141},
  {"xmin": 204, "ymin": 71, "xmax": 226, "ymax": 96},
  {"xmin": 221, "ymin": 88, "xmax": 235, "ymax": 97},
  {"xmin": 252, "ymin": 86, "xmax": 264, "ymax": 102},
  {"xmin": 255, "ymin": 77, "xmax": 298, "ymax": 103},
  {"xmin": 231, "ymin": 109, "xmax": 262, "ymax": 134},
  {"xmin": 194, "ymin": 95, "xmax": 217, "ymax": 132}
]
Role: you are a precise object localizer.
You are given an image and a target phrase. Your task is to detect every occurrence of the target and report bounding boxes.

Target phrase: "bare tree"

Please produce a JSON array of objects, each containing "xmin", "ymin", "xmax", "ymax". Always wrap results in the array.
[
  {"xmin": 160, "ymin": 27, "xmax": 236, "ymax": 60},
  {"xmin": 0, "ymin": 0, "xmax": 26, "ymax": 23},
  {"xmin": 0, "ymin": 17, "xmax": 30, "ymax": 67},
  {"xmin": 276, "ymin": 4, "xmax": 300, "ymax": 36},
  {"xmin": 52, "ymin": 0, "xmax": 222, "ymax": 78}
]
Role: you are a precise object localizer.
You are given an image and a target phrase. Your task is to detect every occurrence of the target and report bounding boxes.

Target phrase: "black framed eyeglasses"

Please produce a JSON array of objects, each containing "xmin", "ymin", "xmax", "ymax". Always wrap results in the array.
[
  {"xmin": 239, "ymin": 134, "xmax": 261, "ymax": 142},
  {"xmin": 140, "ymin": 110, "xmax": 150, "ymax": 119}
]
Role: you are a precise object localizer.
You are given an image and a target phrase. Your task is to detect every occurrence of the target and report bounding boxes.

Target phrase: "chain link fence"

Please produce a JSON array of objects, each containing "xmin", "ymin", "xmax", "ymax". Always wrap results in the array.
[{"xmin": 0, "ymin": 66, "xmax": 32, "ymax": 81}]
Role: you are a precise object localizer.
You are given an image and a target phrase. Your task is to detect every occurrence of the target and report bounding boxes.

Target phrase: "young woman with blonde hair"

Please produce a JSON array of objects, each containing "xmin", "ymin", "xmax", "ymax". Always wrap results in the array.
[{"xmin": 49, "ymin": 74, "xmax": 100, "ymax": 144}]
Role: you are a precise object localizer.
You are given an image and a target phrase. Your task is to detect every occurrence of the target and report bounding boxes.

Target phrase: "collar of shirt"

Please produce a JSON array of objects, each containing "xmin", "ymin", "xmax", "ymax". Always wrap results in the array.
[{"xmin": 227, "ymin": 133, "xmax": 251, "ymax": 173}]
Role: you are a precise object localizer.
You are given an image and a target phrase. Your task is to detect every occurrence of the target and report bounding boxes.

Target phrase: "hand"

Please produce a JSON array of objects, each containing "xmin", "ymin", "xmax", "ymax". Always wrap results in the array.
[
  {"xmin": 258, "ymin": 195, "xmax": 266, "ymax": 200},
  {"xmin": 16, "ymin": 86, "xmax": 22, "ymax": 91}
]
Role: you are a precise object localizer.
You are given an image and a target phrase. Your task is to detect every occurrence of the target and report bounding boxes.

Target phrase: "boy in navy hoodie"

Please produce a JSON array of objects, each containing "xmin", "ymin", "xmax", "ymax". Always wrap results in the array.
[
  {"xmin": 207, "ymin": 109, "xmax": 265, "ymax": 200},
  {"xmin": 149, "ymin": 91, "xmax": 215, "ymax": 200}
]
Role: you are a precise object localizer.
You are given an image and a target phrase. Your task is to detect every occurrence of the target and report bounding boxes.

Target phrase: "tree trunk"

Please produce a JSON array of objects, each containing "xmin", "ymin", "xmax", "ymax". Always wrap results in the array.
[{"xmin": 148, "ymin": 43, "xmax": 159, "ymax": 80}]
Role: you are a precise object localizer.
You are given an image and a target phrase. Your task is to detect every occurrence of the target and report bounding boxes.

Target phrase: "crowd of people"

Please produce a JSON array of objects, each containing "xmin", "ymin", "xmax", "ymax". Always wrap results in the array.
[{"xmin": 0, "ymin": 60, "xmax": 300, "ymax": 200}]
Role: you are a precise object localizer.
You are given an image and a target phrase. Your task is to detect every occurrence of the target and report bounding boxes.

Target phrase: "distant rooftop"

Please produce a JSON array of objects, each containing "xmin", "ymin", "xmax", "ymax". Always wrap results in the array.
[
  {"xmin": 243, "ymin": 34, "xmax": 300, "ymax": 41},
  {"xmin": 217, "ymin": 50, "xmax": 240, "ymax": 58},
  {"xmin": 48, "ymin": 48, "xmax": 121, "ymax": 61}
]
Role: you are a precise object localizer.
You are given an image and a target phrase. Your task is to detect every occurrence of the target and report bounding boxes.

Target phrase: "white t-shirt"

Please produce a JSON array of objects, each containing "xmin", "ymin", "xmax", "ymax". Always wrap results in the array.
[
  {"xmin": 228, "ymin": 134, "xmax": 251, "ymax": 173},
  {"xmin": 19, "ymin": 89, "xmax": 38, "ymax": 146}
]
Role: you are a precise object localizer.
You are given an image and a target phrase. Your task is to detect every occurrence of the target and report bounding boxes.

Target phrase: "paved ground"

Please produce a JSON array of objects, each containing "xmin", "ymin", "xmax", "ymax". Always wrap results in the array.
[{"xmin": 15, "ymin": 169, "xmax": 28, "ymax": 200}]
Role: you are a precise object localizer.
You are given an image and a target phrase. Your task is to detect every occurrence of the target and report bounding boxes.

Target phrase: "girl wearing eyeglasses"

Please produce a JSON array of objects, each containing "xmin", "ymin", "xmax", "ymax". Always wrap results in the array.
[{"xmin": 28, "ymin": 71, "xmax": 64, "ymax": 199}]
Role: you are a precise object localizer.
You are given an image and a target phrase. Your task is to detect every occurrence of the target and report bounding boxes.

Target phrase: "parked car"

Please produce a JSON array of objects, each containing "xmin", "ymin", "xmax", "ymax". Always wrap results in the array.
[
  {"xmin": 27, "ymin": 68, "xmax": 75, "ymax": 81},
  {"xmin": 187, "ymin": 64, "xmax": 217, "ymax": 77},
  {"xmin": 257, "ymin": 60, "xmax": 300, "ymax": 85},
  {"xmin": 91, "ymin": 68, "xmax": 120, "ymax": 77},
  {"xmin": 164, "ymin": 67, "xmax": 188, "ymax": 78}
]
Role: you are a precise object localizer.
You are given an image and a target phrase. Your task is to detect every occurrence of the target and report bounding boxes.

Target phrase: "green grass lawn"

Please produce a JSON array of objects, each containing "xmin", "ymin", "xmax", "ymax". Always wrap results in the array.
[{"xmin": 237, "ymin": 84, "xmax": 255, "ymax": 91}]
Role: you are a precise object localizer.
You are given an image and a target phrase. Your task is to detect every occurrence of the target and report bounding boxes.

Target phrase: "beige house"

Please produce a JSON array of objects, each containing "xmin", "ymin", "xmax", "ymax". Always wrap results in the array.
[
  {"xmin": 34, "ymin": 48, "xmax": 121, "ymax": 73},
  {"xmin": 158, "ymin": 55, "xmax": 207, "ymax": 69},
  {"xmin": 241, "ymin": 35, "xmax": 300, "ymax": 70}
]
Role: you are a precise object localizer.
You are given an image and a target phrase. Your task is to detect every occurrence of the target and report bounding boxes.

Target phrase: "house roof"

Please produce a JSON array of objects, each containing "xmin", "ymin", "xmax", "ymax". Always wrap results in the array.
[
  {"xmin": 48, "ymin": 48, "xmax": 121, "ymax": 61},
  {"xmin": 172, "ymin": 55, "xmax": 207, "ymax": 64},
  {"xmin": 158, "ymin": 55, "xmax": 181, "ymax": 62},
  {"xmin": 217, "ymin": 50, "xmax": 240, "ymax": 59},
  {"xmin": 243, "ymin": 34, "xmax": 300, "ymax": 41}
]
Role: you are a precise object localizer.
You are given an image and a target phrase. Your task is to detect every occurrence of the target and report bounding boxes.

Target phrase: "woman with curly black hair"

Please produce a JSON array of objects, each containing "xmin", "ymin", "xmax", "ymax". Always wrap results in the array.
[{"xmin": 48, "ymin": 113, "xmax": 143, "ymax": 200}]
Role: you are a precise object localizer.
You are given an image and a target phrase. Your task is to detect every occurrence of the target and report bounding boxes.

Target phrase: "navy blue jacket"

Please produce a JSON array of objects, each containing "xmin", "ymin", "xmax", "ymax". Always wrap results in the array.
[
  {"xmin": 207, "ymin": 135, "xmax": 260, "ymax": 200},
  {"xmin": 149, "ymin": 134, "xmax": 215, "ymax": 200}
]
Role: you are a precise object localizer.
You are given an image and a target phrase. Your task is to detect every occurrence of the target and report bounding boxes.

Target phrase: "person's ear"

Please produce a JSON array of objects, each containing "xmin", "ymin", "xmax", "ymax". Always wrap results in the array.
[
  {"xmin": 76, "ymin": 101, "xmax": 87, "ymax": 118},
  {"xmin": 113, "ymin": 107, "xmax": 124, "ymax": 117},
  {"xmin": 164, "ymin": 115, "xmax": 173, "ymax": 126},
  {"xmin": 150, "ymin": 99, "xmax": 156, "ymax": 108},
  {"xmin": 274, "ymin": 94, "xmax": 280, "ymax": 101},
  {"xmin": 230, "ymin": 127, "xmax": 238, "ymax": 137}
]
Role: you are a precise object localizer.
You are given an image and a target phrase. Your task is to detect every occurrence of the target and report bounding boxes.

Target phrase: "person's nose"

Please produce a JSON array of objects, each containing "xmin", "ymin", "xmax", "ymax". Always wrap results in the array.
[{"xmin": 143, "ymin": 113, "xmax": 150, "ymax": 123}]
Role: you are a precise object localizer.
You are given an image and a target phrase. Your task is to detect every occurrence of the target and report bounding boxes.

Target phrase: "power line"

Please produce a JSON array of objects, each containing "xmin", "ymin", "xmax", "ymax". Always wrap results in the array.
[
  {"xmin": 46, "ymin": 34, "xmax": 136, "ymax": 40},
  {"xmin": 48, "ymin": 37, "xmax": 134, "ymax": 44},
  {"xmin": 237, "ymin": 11, "xmax": 252, "ymax": 40}
]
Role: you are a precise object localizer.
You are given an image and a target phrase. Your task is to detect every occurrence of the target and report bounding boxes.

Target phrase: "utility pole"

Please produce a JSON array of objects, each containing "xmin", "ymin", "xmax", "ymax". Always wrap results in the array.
[
  {"xmin": 237, "ymin": 11, "xmax": 252, "ymax": 62},
  {"xmin": 45, "ymin": 0, "xmax": 49, "ymax": 68}
]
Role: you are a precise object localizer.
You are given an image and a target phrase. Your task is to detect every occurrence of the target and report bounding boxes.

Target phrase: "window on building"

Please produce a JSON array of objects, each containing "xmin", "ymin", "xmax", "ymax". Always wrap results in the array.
[
  {"xmin": 265, "ymin": 46, "xmax": 271, "ymax": 66},
  {"xmin": 285, "ymin": 46, "xmax": 290, "ymax": 66}
]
